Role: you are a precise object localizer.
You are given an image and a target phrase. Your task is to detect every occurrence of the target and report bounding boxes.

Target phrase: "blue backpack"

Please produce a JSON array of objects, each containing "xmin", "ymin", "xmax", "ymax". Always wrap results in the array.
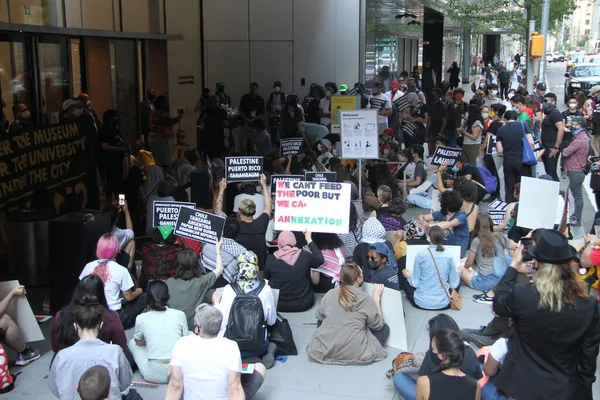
[{"xmin": 475, "ymin": 166, "xmax": 498, "ymax": 194}]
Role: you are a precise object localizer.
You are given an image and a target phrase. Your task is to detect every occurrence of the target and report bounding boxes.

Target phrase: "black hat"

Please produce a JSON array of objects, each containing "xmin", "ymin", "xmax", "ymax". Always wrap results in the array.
[
  {"xmin": 536, "ymin": 82, "xmax": 547, "ymax": 91},
  {"xmin": 527, "ymin": 229, "xmax": 578, "ymax": 263},
  {"xmin": 273, "ymin": 81, "xmax": 281, "ymax": 88},
  {"xmin": 373, "ymin": 81, "xmax": 383, "ymax": 88}
]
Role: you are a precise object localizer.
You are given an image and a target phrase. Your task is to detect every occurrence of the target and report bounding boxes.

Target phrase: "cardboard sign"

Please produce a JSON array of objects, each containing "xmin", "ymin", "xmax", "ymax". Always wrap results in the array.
[
  {"xmin": 274, "ymin": 181, "xmax": 351, "ymax": 234},
  {"xmin": 279, "ymin": 138, "xmax": 303, "ymax": 156},
  {"xmin": 340, "ymin": 110, "xmax": 379, "ymax": 159},
  {"xmin": 0, "ymin": 281, "xmax": 44, "ymax": 342},
  {"xmin": 486, "ymin": 135, "xmax": 498, "ymax": 155},
  {"xmin": 405, "ymin": 245, "xmax": 462, "ymax": 272},
  {"xmin": 517, "ymin": 176, "xmax": 559, "ymax": 230},
  {"xmin": 270, "ymin": 174, "xmax": 304, "ymax": 193},
  {"xmin": 152, "ymin": 201, "xmax": 196, "ymax": 228},
  {"xmin": 363, "ymin": 282, "xmax": 408, "ymax": 351},
  {"xmin": 305, "ymin": 172, "xmax": 337, "ymax": 183},
  {"xmin": 489, "ymin": 209, "xmax": 506, "ymax": 226},
  {"xmin": 174, "ymin": 207, "xmax": 226, "ymax": 244},
  {"xmin": 430, "ymin": 146, "xmax": 462, "ymax": 167},
  {"xmin": 225, "ymin": 156, "xmax": 263, "ymax": 182}
]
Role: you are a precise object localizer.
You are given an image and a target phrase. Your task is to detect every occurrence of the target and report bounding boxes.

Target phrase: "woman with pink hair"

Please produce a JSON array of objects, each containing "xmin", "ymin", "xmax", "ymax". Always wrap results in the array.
[{"xmin": 79, "ymin": 233, "xmax": 143, "ymax": 329}]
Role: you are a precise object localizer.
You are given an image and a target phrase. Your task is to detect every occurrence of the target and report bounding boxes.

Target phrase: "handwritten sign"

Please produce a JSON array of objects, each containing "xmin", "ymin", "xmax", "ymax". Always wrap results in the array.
[
  {"xmin": 305, "ymin": 172, "xmax": 337, "ymax": 183},
  {"xmin": 430, "ymin": 146, "xmax": 462, "ymax": 167},
  {"xmin": 279, "ymin": 138, "xmax": 303, "ymax": 156},
  {"xmin": 274, "ymin": 181, "xmax": 351, "ymax": 234},
  {"xmin": 270, "ymin": 174, "xmax": 303, "ymax": 193},
  {"xmin": 174, "ymin": 207, "xmax": 226, "ymax": 244},
  {"xmin": 152, "ymin": 201, "xmax": 196, "ymax": 228},
  {"xmin": 225, "ymin": 156, "xmax": 263, "ymax": 182}
]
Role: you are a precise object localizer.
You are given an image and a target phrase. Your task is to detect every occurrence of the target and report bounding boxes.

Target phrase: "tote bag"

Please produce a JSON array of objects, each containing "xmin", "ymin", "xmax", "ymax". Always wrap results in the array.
[{"xmin": 521, "ymin": 122, "xmax": 537, "ymax": 166}]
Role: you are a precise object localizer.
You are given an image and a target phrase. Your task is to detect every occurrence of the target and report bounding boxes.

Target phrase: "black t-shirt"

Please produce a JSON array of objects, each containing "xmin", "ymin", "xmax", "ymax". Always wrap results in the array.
[
  {"xmin": 98, "ymin": 125, "xmax": 125, "ymax": 163},
  {"xmin": 447, "ymin": 101, "xmax": 468, "ymax": 130},
  {"xmin": 368, "ymin": 267, "xmax": 400, "ymax": 290},
  {"xmin": 426, "ymin": 101, "xmax": 448, "ymax": 135},
  {"xmin": 486, "ymin": 120, "xmax": 503, "ymax": 135},
  {"xmin": 541, "ymin": 108, "xmax": 563, "ymax": 147},
  {"xmin": 236, "ymin": 213, "xmax": 270, "ymax": 269},
  {"xmin": 239, "ymin": 94, "xmax": 265, "ymax": 119},
  {"xmin": 419, "ymin": 346, "xmax": 483, "ymax": 380},
  {"xmin": 496, "ymin": 121, "xmax": 525, "ymax": 159},
  {"xmin": 562, "ymin": 109, "xmax": 584, "ymax": 121}
]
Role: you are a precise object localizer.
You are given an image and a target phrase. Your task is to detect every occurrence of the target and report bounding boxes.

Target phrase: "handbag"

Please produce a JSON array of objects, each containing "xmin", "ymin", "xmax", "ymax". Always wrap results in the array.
[
  {"xmin": 385, "ymin": 351, "xmax": 425, "ymax": 378},
  {"xmin": 520, "ymin": 122, "xmax": 537, "ymax": 166},
  {"xmin": 267, "ymin": 313, "xmax": 298, "ymax": 356},
  {"xmin": 428, "ymin": 249, "xmax": 462, "ymax": 310}
]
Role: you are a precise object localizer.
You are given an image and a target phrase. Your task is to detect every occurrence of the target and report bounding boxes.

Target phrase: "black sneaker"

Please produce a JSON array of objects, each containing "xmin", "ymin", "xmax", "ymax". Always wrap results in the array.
[{"xmin": 472, "ymin": 293, "xmax": 494, "ymax": 304}]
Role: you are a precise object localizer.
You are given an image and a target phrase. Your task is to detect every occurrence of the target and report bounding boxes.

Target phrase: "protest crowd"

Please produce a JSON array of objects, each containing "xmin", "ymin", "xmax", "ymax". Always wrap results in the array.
[{"xmin": 2, "ymin": 65, "xmax": 600, "ymax": 400}]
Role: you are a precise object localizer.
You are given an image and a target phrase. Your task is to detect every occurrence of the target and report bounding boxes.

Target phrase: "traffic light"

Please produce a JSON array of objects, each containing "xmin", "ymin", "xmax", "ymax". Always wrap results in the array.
[{"xmin": 530, "ymin": 32, "xmax": 544, "ymax": 59}]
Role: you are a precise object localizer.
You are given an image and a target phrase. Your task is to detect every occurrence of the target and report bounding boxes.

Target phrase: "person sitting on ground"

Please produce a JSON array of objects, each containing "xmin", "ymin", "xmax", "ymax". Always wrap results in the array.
[
  {"xmin": 233, "ymin": 183, "xmax": 265, "ymax": 220},
  {"xmin": 0, "ymin": 285, "xmax": 40, "ymax": 366},
  {"xmin": 77, "ymin": 365, "xmax": 111, "ymax": 400},
  {"xmin": 493, "ymin": 183, "xmax": 520, "ymax": 232},
  {"xmin": 129, "ymin": 281, "xmax": 188, "ymax": 384},
  {"xmin": 310, "ymin": 232, "xmax": 346, "ymax": 293},
  {"xmin": 49, "ymin": 297, "xmax": 133, "ymax": 400},
  {"xmin": 234, "ymin": 174, "xmax": 272, "ymax": 269},
  {"xmin": 459, "ymin": 213, "xmax": 511, "ymax": 293},
  {"xmin": 213, "ymin": 251, "xmax": 277, "ymax": 359},
  {"xmin": 105, "ymin": 202, "xmax": 135, "ymax": 271},
  {"xmin": 367, "ymin": 185, "xmax": 392, "ymax": 218},
  {"xmin": 338, "ymin": 203, "xmax": 362, "ymax": 257},
  {"xmin": 51, "ymin": 275, "xmax": 128, "ymax": 358},
  {"xmin": 264, "ymin": 230, "xmax": 324, "ymax": 312},
  {"xmin": 354, "ymin": 217, "xmax": 397, "ymax": 275},
  {"xmin": 307, "ymin": 263, "xmax": 389, "ymax": 365},
  {"xmin": 145, "ymin": 180, "xmax": 177, "ymax": 235},
  {"xmin": 393, "ymin": 314, "xmax": 483, "ymax": 400},
  {"xmin": 167, "ymin": 246, "xmax": 223, "ymax": 330},
  {"xmin": 366, "ymin": 242, "xmax": 400, "ymax": 290},
  {"xmin": 79, "ymin": 233, "xmax": 143, "ymax": 330},
  {"xmin": 166, "ymin": 304, "xmax": 267, "ymax": 400},
  {"xmin": 201, "ymin": 217, "xmax": 247, "ymax": 288},
  {"xmin": 379, "ymin": 197, "xmax": 407, "ymax": 231},
  {"xmin": 418, "ymin": 190, "xmax": 469, "ymax": 256},
  {"xmin": 416, "ymin": 329, "xmax": 481, "ymax": 400},
  {"xmin": 139, "ymin": 226, "xmax": 183, "ymax": 289},
  {"xmin": 401, "ymin": 226, "xmax": 460, "ymax": 310},
  {"xmin": 139, "ymin": 155, "xmax": 168, "ymax": 204}
]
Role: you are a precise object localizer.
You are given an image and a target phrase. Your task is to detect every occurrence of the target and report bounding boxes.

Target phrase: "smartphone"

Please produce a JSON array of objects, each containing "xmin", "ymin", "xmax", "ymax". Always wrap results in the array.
[
  {"xmin": 521, "ymin": 237, "xmax": 533, "ymax": 262},
  {"xmin": 118, "ymin": 194, "xmax": 125, "ymax": 206}
]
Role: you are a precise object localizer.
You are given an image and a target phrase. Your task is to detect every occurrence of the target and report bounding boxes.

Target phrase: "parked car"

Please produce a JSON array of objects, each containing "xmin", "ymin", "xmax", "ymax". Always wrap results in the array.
[
  {"xmin": 564, "ymin": 63, "xmax": 600, "ymax": 103},
  {"xmin": 552, "ymin": 53, "xmax": 565, "ymax": 62}
]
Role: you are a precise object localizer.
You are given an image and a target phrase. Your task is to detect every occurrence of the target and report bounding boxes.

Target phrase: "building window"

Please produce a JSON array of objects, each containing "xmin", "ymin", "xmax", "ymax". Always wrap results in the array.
[
  {"xmin": 585, "ymin": 29, "xmax": 591, "ymax": 35},
  {"xmin": 586, "ymin": 20, "xmax": 591, "ymax": 25},
  {"xmin": 8, "ymin": 0, "xmax": 64, "ymax": 27}
]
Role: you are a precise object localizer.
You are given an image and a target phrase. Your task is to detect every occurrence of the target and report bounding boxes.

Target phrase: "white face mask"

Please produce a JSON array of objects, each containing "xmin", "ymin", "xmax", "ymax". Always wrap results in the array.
[
  {"xmin": 479, "ymin": 83, "xmax": 485, "ymax": 88},
  {"xmin": 274, "ymin": 87, "xmax": 281, "ymax": 93},
  {"xmin": 73, "ymin": 108, "xmax": 83, "ymax": 117},
  {"xmin": 569, "ymin": 103, "xmax": 578, "ymax": 109},
  {"xmin": 383, "ymin": 148, "xmax": 390, "ymax": 156},
  {"xmin": 481, "ymin": 113, "xmax": 489, "ymax": 119},
  {"xmin": 507, "ymin": 93, "xmax": 515, "ymax": 100},
  {"xmin": 491, "ymin": 90, "xmax": 498, "ymax": 96},
  {"xmin": 325, "ymin": 91, "xmax": 332, "ymax": 97}
]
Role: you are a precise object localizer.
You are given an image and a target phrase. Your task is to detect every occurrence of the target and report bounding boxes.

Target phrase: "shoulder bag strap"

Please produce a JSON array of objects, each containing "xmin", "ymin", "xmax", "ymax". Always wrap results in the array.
[{"xmin": 427, "ymin": 248, "xmax": 452, "ymax": 303}]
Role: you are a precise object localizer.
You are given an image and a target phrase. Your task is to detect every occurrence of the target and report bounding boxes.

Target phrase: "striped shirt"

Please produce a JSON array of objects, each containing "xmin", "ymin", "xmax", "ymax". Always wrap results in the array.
[{"xmin": 562, "ymin": 131, "xmax": 590, "ymax": 172}]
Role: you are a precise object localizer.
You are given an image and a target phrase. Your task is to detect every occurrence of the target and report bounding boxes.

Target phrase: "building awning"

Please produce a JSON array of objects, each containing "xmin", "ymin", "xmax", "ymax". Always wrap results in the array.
[{"xmin": 0, "ymin": 22, "xmax": 183, "ymax": 40}]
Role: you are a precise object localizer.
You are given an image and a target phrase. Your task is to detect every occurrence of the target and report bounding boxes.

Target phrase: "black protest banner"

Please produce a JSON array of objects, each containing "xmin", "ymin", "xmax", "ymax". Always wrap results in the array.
[
  {"xmin": 488, "ymin": 198, "xmax": 508, "ymax": 211},
  {"xmin": 174, "ymin": 207, "xmax": 226, "ymax": 245},
  {"xmin": 486, "ymin": 135, "xmax": 498, "ymax": 155},
  {"xmin": 533, "ymin": 140, "xmax": 542, "ymax": 160},
  {"xmin": 153, "ymin": 201, "xmax": 196, "ymax": 228},
  {"xmin": 305, "ymin": 172, "xmax": 337, "ymax": 182},
  {"xmin": 280, "ymin": 138, "xmax": 303, "ymax": 156},
  {"xmin": 271, "ymin": 174, "xmax": 304, "ymax": 193},
  {"xmin": 225, "ymin": 156, "xmax": 263, "ymax": 182},
  {"xmin": 430, "ymin": 146, "xmax": 462, "ymax": 167},
  {"xmin": 489, "ymin": 209, "xmax": 506, "ymax": 226},
  {"xmin": 0, "ymin": 121, "xmax": 96, "ymax": 214}
]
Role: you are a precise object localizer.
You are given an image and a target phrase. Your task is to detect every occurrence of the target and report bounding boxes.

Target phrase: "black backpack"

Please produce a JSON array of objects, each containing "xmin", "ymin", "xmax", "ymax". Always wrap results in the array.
[{"xmin": 224, "ymin": 282, "xmax": 266, "ymax": 351}]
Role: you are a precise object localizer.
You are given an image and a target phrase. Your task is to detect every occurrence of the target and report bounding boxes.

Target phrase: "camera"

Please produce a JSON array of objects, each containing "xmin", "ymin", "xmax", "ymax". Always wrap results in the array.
[{"xmin": 590, "ymin": 156, "xmax": 600, "ymax": 163}]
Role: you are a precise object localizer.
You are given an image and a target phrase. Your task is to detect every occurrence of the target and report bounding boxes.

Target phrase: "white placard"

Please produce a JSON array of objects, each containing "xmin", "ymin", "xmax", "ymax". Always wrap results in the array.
[
  {"xmin": 362, "ymin": 282, "xmax": 408, "ymax": 351},
  {"xmin": 405, "ymin": 245, "xmax": 462, "ymax": 273},
  {"xmin": 340, "ymin": 109, "xmax": 379, "ymax": 159},
  {"xmin": 0, "ymin": 281, "xmax": 44, "ymax": 342},
  {"xmin": 517, "ymin": 176, "xmax": 560, "ymax": 230},
  {"xmin": 274, "ymin": 181, "xmax": 351, "ymax": 234}
]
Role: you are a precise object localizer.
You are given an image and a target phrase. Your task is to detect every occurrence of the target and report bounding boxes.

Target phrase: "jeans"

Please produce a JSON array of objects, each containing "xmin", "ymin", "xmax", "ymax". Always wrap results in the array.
[
  {"xmin": 499, "ymin": 83, "xmax": 509, "ymax": 101},
  {"xmin": 445, "ymin": 128, "xmax": 459, "ymax": 148},
  {"xmin": 541, "ymin": 147, "xmax": 559, "ymax": 181},
  {"xmin": 567, "ymin": 171, "xmax": 585, "ymax": 222},
  {"xmin": 503, "ymin": 158, "xmax": 531, "ymax": 203},
  {"xmin": 480, "ymin": 370, "xmax": 509, "ymax": 400},
  {"xmin": 406, "ymin": 192, "xmax": 432, "ymax": 209},
  {"xmin": 393, "ymin": 372, "xmax": 417, "ymax": 400}
]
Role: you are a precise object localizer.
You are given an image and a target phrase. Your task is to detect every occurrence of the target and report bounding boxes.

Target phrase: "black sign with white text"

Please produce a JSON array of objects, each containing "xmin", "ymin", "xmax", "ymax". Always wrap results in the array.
[
  {"xmin": 430, "ymin": 146, "xmax": 462, "ymax": 167},
  {"xmin": 305, "ymin": 172, "xmax": 337, "ymax": 182},
  {"xmin": 486, "ymin": 135, "xmax": 498, "ymax": 155},
  {"xmin": 174, "ymin": 207, "xmax": 226, "ymax": 245},
  {"xmin": 489, "ymin": 209, "xmax": 506, "ymax": 227},
  {"xmin": 152, "ymin": 201, "xmax": 196, "ymax": 228},
  {"xmin": 280, "ymin": 138, "xmax": 303, "ymax": 156},
  {"xmin": 270, "ymin": 174, "xmax": 304, "ymax": 193},
  {"xmin": 225, "ymin": 156, "xmax": 263, "ymax": 182}
]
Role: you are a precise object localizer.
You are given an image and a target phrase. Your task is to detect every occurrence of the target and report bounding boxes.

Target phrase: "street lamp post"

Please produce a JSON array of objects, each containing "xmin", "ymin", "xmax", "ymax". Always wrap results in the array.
[{"xmin": 538, "ymin": 0, "xmax": 551, "ymax": 83}]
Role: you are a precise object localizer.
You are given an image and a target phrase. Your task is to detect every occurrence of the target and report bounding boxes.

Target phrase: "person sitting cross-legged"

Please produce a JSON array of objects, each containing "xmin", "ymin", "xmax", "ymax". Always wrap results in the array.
[
  {"xmin": 77, "ymin": 365, "xmax": 111, "ymax": 400},
  {"xmin": 366, "ymin": 242, "xmax": 400, "ymax": 290},
  {"xmin": 0, "ymin": 285, "xmax": 40, "ymax": 366}
]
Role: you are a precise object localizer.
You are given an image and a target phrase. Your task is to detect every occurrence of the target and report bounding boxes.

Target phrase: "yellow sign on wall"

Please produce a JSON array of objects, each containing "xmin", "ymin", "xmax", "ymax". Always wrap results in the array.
[{"xmin": 331, "ymin": 96, "xmax": 360, "ymax": 124}]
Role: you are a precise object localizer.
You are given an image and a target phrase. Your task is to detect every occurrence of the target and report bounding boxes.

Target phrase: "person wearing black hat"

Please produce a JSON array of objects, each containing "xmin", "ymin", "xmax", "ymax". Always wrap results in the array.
[
  {"xmin": 531, "ymin": 82, "xmax": 546, "ymax": 104},
  {"xmin": 562, "ymin": 115, "xmax": 590, "ymax": 226},
  {"xmin": 493, "ymin": 229, "xmax": 599, "ymax": 400}
]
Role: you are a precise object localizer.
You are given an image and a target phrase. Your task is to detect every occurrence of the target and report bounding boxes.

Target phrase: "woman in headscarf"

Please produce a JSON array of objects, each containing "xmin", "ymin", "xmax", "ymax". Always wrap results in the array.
[
  {"xmin": 214, "ymin": 251, "xmax": 277, "ymax": 358},
  {"xmin": 264, "ymin": 230, "xmax": 324, "ymax": 312},
  {"xmin": 353, "ymin": 217, "xmax": 397, "ymax": 276}
]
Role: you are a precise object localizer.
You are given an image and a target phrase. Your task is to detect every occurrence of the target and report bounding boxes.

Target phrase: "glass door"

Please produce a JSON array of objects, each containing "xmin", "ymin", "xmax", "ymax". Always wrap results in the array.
[
  {"xmin": 37, "ymin": 36, "xmax": 69, "ymax": 125},
  {"xmin": 0, "ymin": 33, "xmax": 34, "ymax": 126}
]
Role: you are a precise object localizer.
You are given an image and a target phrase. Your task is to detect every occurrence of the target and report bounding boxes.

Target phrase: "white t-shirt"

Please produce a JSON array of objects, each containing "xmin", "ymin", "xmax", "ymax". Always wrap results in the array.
[
  {"xmin": 385, "ymin": 90, "xmax": 404, "ymax": 103},
  {"xmin": 214, "ymin": 284, "xmax": 277, "ymax": 338},
  {"xmin": 232, "ymin": 193, "xmax": 265, "ymax": 219},
  {"xmin": 170, "ymin": 335, "xmax": 242, "ymax": 400},
  {"xmin": 79, "ymin": 260, "xmax": 134, "ymax": 311},
  {"xmin": 319, "ymin": 98, "xmax": 331, "ymax": 125},
  {"xmin": 368, "ymin": 93, "xmax": 392, "ymax": 124},
  {"xmin": 489, "ymin": 337, "xmax": 508, "ymax": 364}
]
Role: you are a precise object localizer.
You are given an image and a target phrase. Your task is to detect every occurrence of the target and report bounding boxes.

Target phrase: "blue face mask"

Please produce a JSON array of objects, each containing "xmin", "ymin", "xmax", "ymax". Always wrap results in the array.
[
  {"xmin": 512, "ymin": 107, "xmax": 519, "ymax": 112},
  {"xmin": 451, "ymin": 166, "xmax": 459, "ymax": 172}
]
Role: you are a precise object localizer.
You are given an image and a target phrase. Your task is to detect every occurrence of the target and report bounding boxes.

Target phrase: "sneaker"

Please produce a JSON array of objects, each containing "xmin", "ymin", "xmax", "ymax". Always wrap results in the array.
[
  {"xmin": 472, "ymin": 293, "xmax": 494, "ymax": 304},
  {"xmin": 15, "ymin": 348, "xmax": 40, "ymax": 366},
  {"xmin": 569, "ymin": 218, "xmax": 582, "ymax": 227}
]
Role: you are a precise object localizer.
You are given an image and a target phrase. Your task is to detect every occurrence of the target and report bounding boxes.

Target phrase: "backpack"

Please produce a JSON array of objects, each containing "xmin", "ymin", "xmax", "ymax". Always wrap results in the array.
[
  {"xmin": 476, "ymin": 165, "xmax": 498, "ymax": 194},
  {"xmin": 224, "ymin": 282, "xmax": 266, "ymax": 351}
]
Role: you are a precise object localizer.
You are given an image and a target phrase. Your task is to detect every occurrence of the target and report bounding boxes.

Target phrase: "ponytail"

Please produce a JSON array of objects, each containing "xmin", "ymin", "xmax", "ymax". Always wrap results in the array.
[
  {"xmin": 436, "ymin": 243, "xmax": 445, "ymax": 252},
  {"xmin": 429, "ymin": 226, "xmax": 445, "ymax": 252},
  {"xmin": 338, "ymin": 263, "xmax": 361, "ymax": 311}
]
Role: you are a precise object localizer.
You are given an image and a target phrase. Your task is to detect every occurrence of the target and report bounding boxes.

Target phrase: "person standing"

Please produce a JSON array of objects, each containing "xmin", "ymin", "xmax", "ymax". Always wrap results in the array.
[
  {"xmin": 457, "ymin": 102, "xmax": 484, "ymax": 164},
  {"xmin": 8, "ymin": 103, "xmax": 34, "ymax": 136},
  {"xmin": 497, "ymin": 65, "xmax": 511, "ymax": 100},
  {"xmin": 318, "ymin": 82, "xmax": 338, "ymax": 128},
  {"xmin": 589, "ymin": 85, "xmax": 600, "ymax": 156},
  {"xmin": 482, "ymin": 84, "xmax": 502, "ymax": 106},
  {"xmin": 562, "ymin": 116, "xmax": 590, "ymax": 227},
  {"xmin": 140, "ymin": 89, "xmax": 155, "ymax": 148},
  {"xmin": 215, "ymin": 82, "xmax": 232, "ymax": 107},
  {"xmin": 199, "ymin": 96, "xmax": 227, "ymax": 159},
  {"xmin": 99, "ymin": 109, "xmax": 127, "ymax": 202},
  {"xmin": 425, "ymin": 88, "xmax": 448, "ymax": 155},
  {"xmin": 540, "ymin": 93, "xmax": 565, "ymax": 181},
  {"xmin": 148, "ymin": 95, "xmax": 184, "ymax": 168},
  {"xmin": 385, "ymin": 80, "xmax": 404, "ymax": 139},
  {"xmin": 368, "ymin": 82, "xmax": 393, "ymax": 135},
  {"xmin": 563, "ymin": 96, "xmax": 585, "ymax": 135},
  {"xmin": 446, "ymin": 89, "xmax": 468, "ymax": 148},
  {"xmin": 447, "ymin": 62, "xmax": 461, "ymax": 90},
  {"xmin": 239, "ymin": 82, "xmax": 266, "ymax": 154}
]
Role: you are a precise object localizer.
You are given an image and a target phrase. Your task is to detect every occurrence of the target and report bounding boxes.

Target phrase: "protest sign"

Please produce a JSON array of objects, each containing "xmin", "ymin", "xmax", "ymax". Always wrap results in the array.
[
  {"xmin": 533, "ymin": 140, "xmax": 543, "ymax": 160},
  {"xmin": 486, "ymin": 135, "xmax": 498, "ymax": 155},
  {"xmin": 405, "ymin": 245, "xmax": 462, "ymax": 272},
  {"xmin": 225, "ymin": 156, "xmax": 263, "ymax": 182},
  {"xmin": 363, "ymin": 282, "xmax": 407, "ymax": 351},
  {"xmin": 274, "ymin": 181, "xmax": 351, "ymax": 234},
  {"xmin": 489, "ymin": 209, "xmax": 506, "ymax": 226},
  {"xmin": 152, "ymin": 201, "xmax": 196, "ymax": 228},
  {"xmin": 340, "ymin": 110, "xmax": 379, "ymax": 159},
  {"xmin": 331, "ymin": 95, "xmax": 360, "ymax": 124},
  {"xmin": 0, "ymin": 281, "xmax": 44, "ymax": 342},
  {"xmin": 305, "ymin": 172, "xmax": 337, "ymax": 183},
  {"xmin": 430, "ymin": 146, "xmax": 462, "ymax": 167},
  {"xmin": 489, "ymin": 198, "xmax": 508, "ymax": 211},
  {"xmin": 517, "ymin": 176, "xmax": 559, "ymax": 230},
  {"xmin": 279, "ymin": 138, "xmax": 303, "ymax": 156},
  {"xmin": 270, "ymin": 174, "xmax": 304, "ymax": 193},
  {"xmin": 174, "ymin": 207, "xmax": 226, "ymax": 244},
  {"xmin": 0, "ymin": 121, "xmax": 97, "ymax": 214}
]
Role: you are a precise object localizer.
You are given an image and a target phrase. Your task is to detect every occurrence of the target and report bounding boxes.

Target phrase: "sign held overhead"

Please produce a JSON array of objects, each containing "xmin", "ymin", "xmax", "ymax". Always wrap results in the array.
[
  {"xmin": 225, "ymin": 156, "xmax": 263, "ymax": 182},
  {"xmin": 174, "ymin": 207, "xmax": 226, "ymax": 245}
]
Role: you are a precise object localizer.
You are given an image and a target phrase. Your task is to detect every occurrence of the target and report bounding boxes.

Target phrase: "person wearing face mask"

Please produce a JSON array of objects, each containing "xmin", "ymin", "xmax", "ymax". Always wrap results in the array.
[
  {"xmin": 368, "ymin": 82, "xmax": 393, "ymax": 135},
  {"xmin": 562, "ymin": 116, "xmax": 590, "ymax": 227},
  {"xmin": 471, "ymin": 78, "xmax": 486, "ymax": 94},
  {"xmin": 318, "ymin": 82, "xmax": 337, "ymax": 128},
  {"xmin": 366, "ymin": 242, "xmax": 399, "ymax": 290},
  {"xmin": 509, "ymin": 94, "xmax": 533, "ymax": 132},
  {"xmin": 61, "ymin": 99, "xmax": 85, "ymax": 123},
  {"xmin": 483, "ymin": 84, "xmax": 502, "ymax": 106},
  {"xmin": 539, "ymin": 93, "xmax": 565, "ymax": 181},
  {"xmin": 267, "ymin": 81, "xmax": 285, "ymax": 139},
  {"xmin": 562, "ymin": 96, "xmax": 584, "ymax": 134},
  {"xmin": 99, "ymin": 109, "xmax": 127, "ymax": 201},
  {"xmin": 8, "ymin": 102, "xmax": 34, "ymax": 136},
  {"xmin": 446, "ymin": 89, "xmax": 468, "ymax": 148},
  {"xmin": 531, "ymin": 82, "xmax": 546, "ymax": 104}
]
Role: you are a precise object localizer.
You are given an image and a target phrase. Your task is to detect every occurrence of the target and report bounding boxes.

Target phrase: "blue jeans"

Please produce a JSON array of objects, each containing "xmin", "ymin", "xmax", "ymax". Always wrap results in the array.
[
  {"xmin": 480, "ymin": 368, "xmax": 508, "ymax": 400},
  {"xmin": 445, "ymin": 129, "xmax": 459, "ymax": 148},
  {"xmin": 406, "ymin": 193, "xmax": 432, "ymax": 209},
  {"xmin": 393, "ymin": 372, "xmax": 417, "ymax": 400}
]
